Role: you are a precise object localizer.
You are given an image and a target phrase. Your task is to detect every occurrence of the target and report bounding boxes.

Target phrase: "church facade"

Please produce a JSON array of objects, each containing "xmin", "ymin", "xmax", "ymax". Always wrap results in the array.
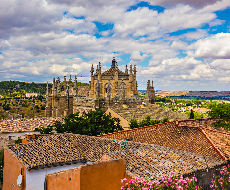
[
  {"xmin": 89, "ymin": 57, "xmax": 138, "ymax": 99},
  {"xmin": 46, "ymin": 58, "xmax": 155, "ymax": 117}
]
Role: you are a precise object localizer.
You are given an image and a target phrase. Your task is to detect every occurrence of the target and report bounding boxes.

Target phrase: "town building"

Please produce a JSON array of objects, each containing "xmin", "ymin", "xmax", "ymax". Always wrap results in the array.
[
  {"xmin": 25, "ymin": 93, "xmax": 41, "ymax": 98},
  {"xmin": 3, "ymin": 118, "xmax": 230, "ymax": 190}
]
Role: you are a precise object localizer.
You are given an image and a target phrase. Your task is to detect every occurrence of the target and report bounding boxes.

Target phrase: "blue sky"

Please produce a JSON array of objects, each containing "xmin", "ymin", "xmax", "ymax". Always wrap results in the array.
[{"xmin": 0, "ymin": 0, "xmax": 230, "ymax": 90}]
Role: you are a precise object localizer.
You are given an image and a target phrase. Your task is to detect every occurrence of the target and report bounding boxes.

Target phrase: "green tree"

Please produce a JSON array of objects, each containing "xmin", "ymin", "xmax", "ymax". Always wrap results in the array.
[
  {"xmin": 208, "ymin": 103, "xmax": 230, "ymax": 130},
  {"xmin": 190, "ymin": 109, "xmax": 194, "ymax": 119},
  {"xmin": 35, "ymin": 125, "xmax": 54, "ymax": 134},
  {"xmin": 129, "ymin": 119, "xmax": 139, "ymax": 129},
  {"xmin": 2, "ymin": 104, "xmax": 10, "ymax": 110},
  {"xmin": 139, "ymin": 115, "xmax": 152, "ymax": 127},
  {"xmin": 129, "ymin": 115, "xmax": 169, "ymax": 129},
  {"xmin": 36, "ymin": 108, "xmax": 123, "ymax": 136},
  {"xmin": 14, "ymin": 137, "xmax": 22, "ymax": 144},
  {"xmin": 40, "ymin": 105, "xmax": 46, "ymax": 110}
]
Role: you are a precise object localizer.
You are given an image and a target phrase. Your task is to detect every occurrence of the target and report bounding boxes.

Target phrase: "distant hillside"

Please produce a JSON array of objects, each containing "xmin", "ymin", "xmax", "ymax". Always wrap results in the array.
[
  {"xmin": 169, "ymin": 91, "xmax": 230, "ymax": 100},
  {"xmin": 0, "ymin": 81, "xmax": 89, "ymax": 97},
  {"xmin": 166, "ymin": 91, "xmax": 189, "ymax": 96},
  {"xmin": 0, "ymin": 81, "xmax": 51, "ymax": 96}
]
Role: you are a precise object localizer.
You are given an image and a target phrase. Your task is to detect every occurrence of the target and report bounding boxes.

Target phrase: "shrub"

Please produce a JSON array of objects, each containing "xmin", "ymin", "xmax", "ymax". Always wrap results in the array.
[
  {"xmin": 121, "ymin": 174, "xmax": 200, "ymax": 190},
  {"xmin": 129, "ymin": 116, "xmax": 169, "ymax": 129},
  {"xmin": 211, "ymin": 164, "xmax": 230, "ymax": 190},
  {"xmin": 3, "ymin": 104, "xmax": 10, "ymax": 110}
]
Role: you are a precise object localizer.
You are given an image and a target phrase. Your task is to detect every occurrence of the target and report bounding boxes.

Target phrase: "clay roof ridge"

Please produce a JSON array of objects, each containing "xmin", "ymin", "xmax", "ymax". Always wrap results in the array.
[
  {"xmin": 96, "ymin": 118, "xmax": 218, "ymax": 138},
  {"xmin": 200, "ymin": 126, "xmax": 230, "ymax": 136},
  {"xmin": 199, "ymin": 128, "xmax": 227, "ymax": 160},
  {"xmin": 101, "ymin": 137, "xmax": 218, "ymax": 160},
  {"xmin": 106, "ymin": 141, "xmax": 226, "ymax": 181},
  {"xmin": 5, "ymin": 146, "xmax": 28, "ymax": 169}
]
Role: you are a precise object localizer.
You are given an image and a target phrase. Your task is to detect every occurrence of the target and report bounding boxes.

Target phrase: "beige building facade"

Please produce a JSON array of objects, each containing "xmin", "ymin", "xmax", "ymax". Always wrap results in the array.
[
  {"xmin": 89, "ymin": 57, "xmax": 138, "ymax": 99},
  {"xmin": 46, "ymin": 58, "xmax": 155, "ymax": 117}
]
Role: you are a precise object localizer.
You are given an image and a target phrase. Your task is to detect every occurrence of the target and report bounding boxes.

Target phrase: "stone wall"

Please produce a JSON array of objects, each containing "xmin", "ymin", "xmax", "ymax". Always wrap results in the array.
[{"xmin": 78, "ymin": 86, "xmax": 90, "ymax": 97}]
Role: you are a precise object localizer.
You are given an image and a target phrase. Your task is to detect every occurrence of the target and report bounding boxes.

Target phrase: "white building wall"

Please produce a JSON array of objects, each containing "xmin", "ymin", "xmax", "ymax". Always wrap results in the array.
[{"xmin": 26, "ymin": 162, "xmax": 86, "ymax": 190}]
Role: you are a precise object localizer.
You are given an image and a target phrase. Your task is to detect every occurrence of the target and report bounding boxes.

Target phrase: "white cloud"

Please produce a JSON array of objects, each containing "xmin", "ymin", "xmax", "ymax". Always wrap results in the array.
[
  {"xmin": 218, "ymin": 77, "xmax": 230, "ymax": 82},
  {"xmin": 157, "ymin": 5, "xmax": 216, "ymax": 32},
  {"xmin": 140, "ymin": 57, "xmax": 202, "ymax": 77},
  {"xmin": 130, "ymin": 51, "xmax": 147, "ymax": 62},
  {"xmin": 114, "ymin": 7, "xmax": 158, "ymax": 37},
  {"xmin": 182, "ymin": 29, "xmax": 208, "ymax": 40},
  {"xmin": 148, "ymin": 0, "xmax": 222, "ymax": 8},
  {"xmin": 0, "ymin": 0, "xmax": 230, "ymax": 90},
  {"xmin": 210, "ymin": 59, "xmax": 230, "ymax": 70},
  {"xmin": 171, "ymin": 41, "xmax": 188, "ymax": 49},
  {"xmin": 190, "ymin": 33, "xmax": 230, "ymax": 59},
  {"xmin": 209, "ymin": 19, "xmax": 225, "ymax": 26},
  {"xmin": 8, "ymin": 32, "xmax": 106, "ymax": 55},
  {"xmin": 0, "ymin": 0, "xmax": 65, "ymax": 38}
]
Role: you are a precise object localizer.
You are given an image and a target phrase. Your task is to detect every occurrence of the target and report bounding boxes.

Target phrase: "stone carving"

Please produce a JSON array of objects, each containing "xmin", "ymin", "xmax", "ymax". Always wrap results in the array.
[{"xmin": 120, "ymin": 79, "xmax": 125, "ymax": 99}]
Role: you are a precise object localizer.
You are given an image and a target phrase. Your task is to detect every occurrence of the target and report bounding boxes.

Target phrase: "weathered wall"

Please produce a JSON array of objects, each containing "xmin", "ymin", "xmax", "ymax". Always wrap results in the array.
[
  {"xmin": 80, "ymin": 159, "xmax": 128, "ymax": 190},
  {"xmin": 3, "ymin": 148, "xmax": 26, "ymax": 190},
  {"xmin": 26, "ymin": 163, "xmax": 85, "ymax": 190},
  {"xmin": 47, "ymin": 168, "xmax": 81, "ymax": 190},
  {"xmin": 46, "ymin": 159, "xmax": 130, "ymax": 190}
]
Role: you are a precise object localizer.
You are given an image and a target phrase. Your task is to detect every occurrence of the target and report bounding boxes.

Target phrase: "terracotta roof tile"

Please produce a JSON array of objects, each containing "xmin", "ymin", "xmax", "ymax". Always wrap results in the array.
[
  {"xmin": 7, "ymin": 133, "xmax": 124, "ymax": 170},
  {"xmin": 99, "ymin": 121, "xmax": 222, "ymax": 159},
  {"xmin": 7, "ymin": 132, "xmax": 226, "ymax": 181},
  {"xmin": 201, "ymin": 128, "xmax": 230, "ymax": 160},
  {"xmin": 106, "ymin": 142, "xmax": 226, "ymax": 181}
]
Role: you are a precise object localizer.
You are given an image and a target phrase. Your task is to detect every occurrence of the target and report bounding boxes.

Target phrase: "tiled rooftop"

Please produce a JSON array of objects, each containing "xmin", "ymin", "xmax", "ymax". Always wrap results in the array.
[
  {"xmin": 106, "ymin": 142, "xmax": 226, "ymax": 181},
  {"xmin": 7, "ymin": 133, "xmax": 123, "ymax": 170},
  {"xmin": 98, "ymin": 120, "xmax": 223, "ymax": 159},
  {"xmin": 6, "ymin": 133, "xmax": 226, "ymax": 181},
  {"xmin": 201, "ymin": 128, "xmax": 230, "ymax": 160},
  {"xmin": 0, "ymin": 117, "xmax": 62, "ymax": 133}
]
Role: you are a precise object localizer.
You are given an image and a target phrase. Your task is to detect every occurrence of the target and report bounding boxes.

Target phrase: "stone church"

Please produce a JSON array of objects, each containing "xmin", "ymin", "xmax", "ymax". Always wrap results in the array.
[
  {"xmin": 46, "ymin": 58, "xmax": 155, "ymax": 117},
  {"xmin": 89, "ymin": 57, "xmax": 138, "ymax": 99}
]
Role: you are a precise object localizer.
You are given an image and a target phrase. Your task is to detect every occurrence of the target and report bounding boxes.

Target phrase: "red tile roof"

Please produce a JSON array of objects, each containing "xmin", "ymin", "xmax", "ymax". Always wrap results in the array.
[
  {"xmin": 106, "ymin": 142, "xmax": 226, "ymax": 181},
  {"xmin": 98, "ymin": 119, "xmax": 226, "ymax": 160},
  {"xmin": 7, "ymin": 133, "xmax": 226, "ymax": 181},
  {"xmin": 201, "ymin": 127, "xmax": 230, "ymax": 160}
]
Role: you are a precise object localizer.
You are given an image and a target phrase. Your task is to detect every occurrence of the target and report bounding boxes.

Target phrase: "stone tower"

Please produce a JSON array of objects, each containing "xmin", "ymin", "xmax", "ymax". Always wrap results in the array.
[
  {"xmin": 45, "ymin": 75, "xmax": 78, "ymax": 117},
  {"xmin": 145, "ymin": 80, "xmax": 155, "ymax": 104},
  {"xmin": 89, "ymin": 57, "xmax": 138, "ymax": 99}
]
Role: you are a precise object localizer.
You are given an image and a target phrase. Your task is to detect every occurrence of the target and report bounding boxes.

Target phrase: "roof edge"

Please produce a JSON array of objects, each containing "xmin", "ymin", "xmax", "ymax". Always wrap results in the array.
[{"xmin": 199, "ymin": 128, "xmax": 227, "ymax": 160}]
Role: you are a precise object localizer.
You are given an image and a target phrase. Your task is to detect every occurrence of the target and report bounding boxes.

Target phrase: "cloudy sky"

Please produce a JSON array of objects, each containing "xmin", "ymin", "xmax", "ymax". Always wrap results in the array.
[{"xmin": 0, "ymin": 0, "xmax": 230, "ymax": 90}]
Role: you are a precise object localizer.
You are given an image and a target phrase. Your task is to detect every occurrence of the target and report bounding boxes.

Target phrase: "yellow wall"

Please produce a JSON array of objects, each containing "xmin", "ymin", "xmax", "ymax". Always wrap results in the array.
[
  {"xmin": 46, "ymin": 159, "xmax": 131, "ymax": 190},
  {"xmin": 106, "ymin": 108, "xmax": 129, "ymax": 130}
]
